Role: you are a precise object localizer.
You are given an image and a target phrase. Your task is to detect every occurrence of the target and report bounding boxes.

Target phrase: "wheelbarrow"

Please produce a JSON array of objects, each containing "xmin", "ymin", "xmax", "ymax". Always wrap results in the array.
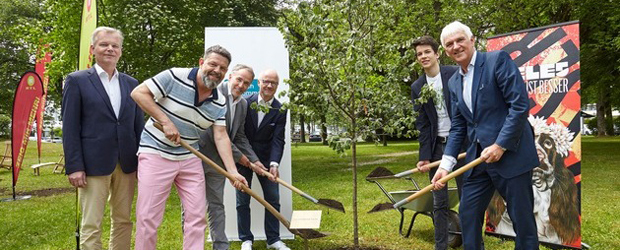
[{"xmin": 366, "ymin": 175, "xmax": 463, "ymax": 248}]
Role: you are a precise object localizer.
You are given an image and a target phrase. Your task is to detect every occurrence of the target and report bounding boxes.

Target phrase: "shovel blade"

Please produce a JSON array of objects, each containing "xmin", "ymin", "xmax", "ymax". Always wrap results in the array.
[
  {"xmin": 367, "ymin": 202, "xmax": 395, "ymax": 213},
  {"xmin": 317, "ymin": 199, "xmax": 345, "ymax": 213},
  {"xmin": 291, "ymin": 228, "xmax": 329, "ymax": 239},
  {"xmin": 365, "ymin": 166, "xmax": 396, "ymax": 180}
]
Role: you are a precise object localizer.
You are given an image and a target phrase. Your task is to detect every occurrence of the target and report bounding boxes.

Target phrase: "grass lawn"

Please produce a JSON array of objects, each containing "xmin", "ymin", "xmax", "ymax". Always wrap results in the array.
[{"xmin": 0, "ymin": 137, "xmax": 618, "ymax": 249}]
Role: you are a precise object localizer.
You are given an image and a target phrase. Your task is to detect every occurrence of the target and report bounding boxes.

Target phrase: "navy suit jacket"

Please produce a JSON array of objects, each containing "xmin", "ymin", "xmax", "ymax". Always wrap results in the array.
[
  {"xmin": 243, "ymin": 94, "xmax": 287, "ymax": 168},
  {"xmin": 444, "ymin": 51, "xmax": 539, "ymax": 179},
  {"xmin": 62, "ymin": 67, "xmax": 144, "ymax": 176},
  {"xmin": 411, "ymin": 65, "xmax": 458, "ymax": 161}
]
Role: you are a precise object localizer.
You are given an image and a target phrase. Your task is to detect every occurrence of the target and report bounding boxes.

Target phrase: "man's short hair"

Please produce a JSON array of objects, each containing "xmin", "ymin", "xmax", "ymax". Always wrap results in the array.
[
  {"xmin": 412, "ymin": 35, "xmax": 440, "ymax": 53},
  {"xmin": 91, "ymin": 26, "xmax": 124, "ymax": 46},
  {"xmin": 204, "ymin": 45, "xmax": 232, "ymax": 64},
  {"xmin": 440, "ymin": 21, "xmax": 474, "ymax": 47},
  {"xmin": 231, "ymin": 64, "xmax": 255, "ymax": 79}
]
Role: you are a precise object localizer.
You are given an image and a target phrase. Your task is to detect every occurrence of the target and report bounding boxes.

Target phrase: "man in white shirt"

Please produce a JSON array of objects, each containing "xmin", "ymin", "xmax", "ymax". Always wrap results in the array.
[
  {"xmin": 410, "ymin": 35, "xmax": 463, "ymax": 250},
  {"xmin": 62, "ymin": 27, "xmax": 144, "ymax": 250},
  {"xmin": 237, "ymin": 69, "xmax": 289, "ymax": 250},
  {"xmin": 432, "ymin": 21, "xmax": 539, "ymax": 250}
]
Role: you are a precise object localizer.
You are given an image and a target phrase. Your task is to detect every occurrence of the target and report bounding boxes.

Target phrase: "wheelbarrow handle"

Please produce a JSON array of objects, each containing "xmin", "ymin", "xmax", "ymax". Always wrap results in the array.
[
  {"xmin": 394, "ymin": 153, "xmax": 466, "ymax": 178},
  {"xmin": 393, "ymin": 157, "xmax": 484, "ymax": 208},
  {"xmin": 152, "ymin": 122, "xmax": 291, "ymax": 228}
]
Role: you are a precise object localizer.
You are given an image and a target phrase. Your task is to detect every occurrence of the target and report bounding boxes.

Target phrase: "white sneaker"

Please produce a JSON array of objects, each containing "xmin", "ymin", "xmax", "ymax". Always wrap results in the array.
[
  {"xmin": 267, "ymin": 241, "xmax": 291, "ymax": 250},
  {"xmin": 241, "ymin": 240, "xmax": 253, "ymax": 250}
]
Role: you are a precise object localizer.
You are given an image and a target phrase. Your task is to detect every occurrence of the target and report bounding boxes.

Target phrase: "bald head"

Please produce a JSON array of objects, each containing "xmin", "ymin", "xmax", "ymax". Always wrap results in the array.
[{"xmin": 258, "ymin": 69, "xmax": 279, "ymax": 101}]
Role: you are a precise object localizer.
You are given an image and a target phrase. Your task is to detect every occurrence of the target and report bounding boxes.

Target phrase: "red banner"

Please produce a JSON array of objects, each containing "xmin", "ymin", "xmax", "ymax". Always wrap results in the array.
[
  {"xmin": 12, "ymin": 71, "xmax": 44, "ymax": 186},
  {"xmin": 485, "ymin": 21, "xmax": 582, "ymax": 249},
  {"xmin": 35, "ymin": 49, "xmax": 52, "ymax": 162}
]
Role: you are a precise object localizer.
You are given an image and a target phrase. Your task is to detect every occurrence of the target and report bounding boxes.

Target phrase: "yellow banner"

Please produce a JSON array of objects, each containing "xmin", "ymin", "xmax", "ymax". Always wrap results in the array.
[{"xmin": 78, "ymin": 0, "xmax": 97, "ymax": 70}]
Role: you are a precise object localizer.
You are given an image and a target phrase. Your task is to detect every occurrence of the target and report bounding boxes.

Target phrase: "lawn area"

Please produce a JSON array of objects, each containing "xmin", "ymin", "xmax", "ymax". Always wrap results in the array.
[{"xmin": 0, "ymin": 137, "xmax": 618, "ymax": 249}]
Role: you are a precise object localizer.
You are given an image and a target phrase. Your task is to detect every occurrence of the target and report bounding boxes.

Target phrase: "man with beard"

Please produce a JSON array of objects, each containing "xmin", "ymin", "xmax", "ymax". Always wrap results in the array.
[{"xmin": 130, "ymin": 45, "xmax": 248, "ymax": 250}]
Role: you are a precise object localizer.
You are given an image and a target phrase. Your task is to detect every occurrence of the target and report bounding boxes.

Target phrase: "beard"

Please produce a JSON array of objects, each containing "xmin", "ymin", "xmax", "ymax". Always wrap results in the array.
[{"xmin": 202, "ymin": 74, "xmax": 220, "ymax": 89}]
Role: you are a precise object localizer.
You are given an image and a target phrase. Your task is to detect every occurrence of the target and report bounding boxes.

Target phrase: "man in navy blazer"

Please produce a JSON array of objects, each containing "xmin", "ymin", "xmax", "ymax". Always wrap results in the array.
[
  {"xmin": 410, "ymin": 35, "xmax": 464, "ymax": 250},
  {"xmin": 62, "ymin": 27, "xmax": 143, "ymax": 250},
  {"xmin": 432, "ymin": 21, "xmax": 539, "ymax": 250},
  {"xmin": 237, "ymin": 69, "xmax": 289, "ymax": 250}
]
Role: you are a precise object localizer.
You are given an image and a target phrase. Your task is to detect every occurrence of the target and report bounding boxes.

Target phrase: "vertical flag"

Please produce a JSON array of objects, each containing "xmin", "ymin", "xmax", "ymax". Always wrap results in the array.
[
  {"xmin": 35, "ymin": 48, "xmax": 52, "ymax": 162},
  {"xmin": 484, "ymin": 21, "xmax": 582, "ymax": 249},
  {"xmin": 79, "ymin": 0, "xmax": 97, "ymax": 70},
  {"xmin": 12, "ymin": 72, "xmax": 45, "ymax": 186}
]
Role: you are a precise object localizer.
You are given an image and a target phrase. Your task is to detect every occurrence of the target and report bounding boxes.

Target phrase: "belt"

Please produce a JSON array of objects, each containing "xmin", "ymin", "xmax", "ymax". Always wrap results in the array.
[{"xmin": 436, "ymin": 136, "xmax": 448, "ymax": 144}]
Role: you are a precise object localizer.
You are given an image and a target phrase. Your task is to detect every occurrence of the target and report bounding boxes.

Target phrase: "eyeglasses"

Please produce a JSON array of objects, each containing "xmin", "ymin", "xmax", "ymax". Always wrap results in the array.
[{"xmin": 261, "ymin": 80, "xmax": 279, "ymax": 86}]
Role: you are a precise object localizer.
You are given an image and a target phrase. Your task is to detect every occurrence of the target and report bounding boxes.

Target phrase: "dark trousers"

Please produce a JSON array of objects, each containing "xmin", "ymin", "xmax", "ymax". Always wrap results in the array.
[
  {"xmin": 236, "ymin": 165, "xmax": 281, "ymax": 245},
  {"xmin": 429, "ymin": 142, "xmax": 464, "ymax": 250},
  {"xmin": 459, "ymin": 144, "xmax": 539, "ymax": 250}
]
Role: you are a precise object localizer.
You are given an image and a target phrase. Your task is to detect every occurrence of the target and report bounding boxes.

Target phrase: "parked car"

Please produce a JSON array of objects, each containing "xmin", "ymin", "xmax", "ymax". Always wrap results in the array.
[
  {"xmin": 291, "ymin": 131, "xmax": 301, "ymax": 142},
  {"xmin": 309, "ymin": 132, "xmax": 322, "ymax": 142}
]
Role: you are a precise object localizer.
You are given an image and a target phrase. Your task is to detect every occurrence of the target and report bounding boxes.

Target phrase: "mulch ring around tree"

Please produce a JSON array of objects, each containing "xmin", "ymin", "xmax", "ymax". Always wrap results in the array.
[{"xmin": 0, "ymin": 187, "xmax": 74, "ymax": 197}]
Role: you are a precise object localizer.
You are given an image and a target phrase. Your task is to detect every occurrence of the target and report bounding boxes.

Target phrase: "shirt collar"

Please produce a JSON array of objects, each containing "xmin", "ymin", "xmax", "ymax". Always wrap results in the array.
[
  {"xmin": 94, "ymin": 63, "xmax": 119, "ymax": 80},
  {"xmin": 189, "ymin": 67, "xmax": 219, "ymax": 106},
  {"xmin": 459, "ymin": 51, "xmax": 477, "ymax": 76},
  {"xmin": 258, "ymin": 93, "xmax": 274, "ymax": 106}
]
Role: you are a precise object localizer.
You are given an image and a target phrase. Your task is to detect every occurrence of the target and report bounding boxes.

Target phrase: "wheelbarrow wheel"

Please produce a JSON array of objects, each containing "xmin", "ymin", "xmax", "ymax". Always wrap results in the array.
[{"xmin": 447, "ymin": 210, "xmax": 462, "ymax": 248}]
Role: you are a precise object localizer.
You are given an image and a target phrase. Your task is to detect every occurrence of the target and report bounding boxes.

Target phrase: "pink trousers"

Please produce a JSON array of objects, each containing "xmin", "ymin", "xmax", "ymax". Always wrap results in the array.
[{"xmin": 134, "ymin": 153, "xmax": 207, "ymax": 250}]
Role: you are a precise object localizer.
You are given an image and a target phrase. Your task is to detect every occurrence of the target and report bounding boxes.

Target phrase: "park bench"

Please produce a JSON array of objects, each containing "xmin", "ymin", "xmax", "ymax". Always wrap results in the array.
[{"xmin": 31, "ymin": 154, "xmax": 65, "ymax": 176}]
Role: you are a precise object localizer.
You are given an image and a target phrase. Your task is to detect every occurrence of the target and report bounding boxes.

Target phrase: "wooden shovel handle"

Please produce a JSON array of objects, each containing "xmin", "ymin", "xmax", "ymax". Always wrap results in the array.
[
  {"xmin": 412, "ymin": 152, "xmax": 466, "ymax": 174},
  {"xmin": 153, "ymin": 122, "xmax": 291, "ymax": 228},
  {"xmin": 395, "ymin": 157, "xmax": 484, "ymax": 207}
]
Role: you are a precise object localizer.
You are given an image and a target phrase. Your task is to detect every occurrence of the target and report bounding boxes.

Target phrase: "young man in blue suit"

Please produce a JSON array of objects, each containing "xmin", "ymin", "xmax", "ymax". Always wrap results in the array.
[
  {"xmin": 62, "ymin": 27, "xmax": 144, "ymax": 250},
  {"xmin": 432, "ymin": 21, "xmax": 539, "ymax": 250},
  {"xmin": 410, "ymin": 35, "xmax": 464, "ymax": 250},
  {"xmin": 237, "ymin": 69, "xmax": 289, "ymax": 250}
]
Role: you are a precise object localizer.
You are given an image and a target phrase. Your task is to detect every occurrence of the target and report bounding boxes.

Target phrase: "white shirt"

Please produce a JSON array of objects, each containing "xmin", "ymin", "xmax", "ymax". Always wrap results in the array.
[
  {"xmin": 94, "ymin": 64, "xmax": 121, "ymax": 118},
  {"xmin": 257, "ymin": 94, "xmax": 279, "ymax": 168},
  {"xmin": 426, "ymin": 73, "xmax": 450, "ymax": 137},
  {"xmin": 227, "ymin": 83, "xmax": 242, "ymax": 132},
  {"xmin": 439, "ymin": 51, "xmax": 477, "ymax": 172},
  {"xmin": 257, "ymin": 94, "xmax": 274, "ymax": 127}
]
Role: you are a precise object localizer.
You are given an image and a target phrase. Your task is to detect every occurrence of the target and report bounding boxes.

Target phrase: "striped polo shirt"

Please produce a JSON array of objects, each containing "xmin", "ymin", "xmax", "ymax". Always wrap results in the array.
[{"xmin": 138, "ymin": 67, "xmax": 227, "ymax": 160}]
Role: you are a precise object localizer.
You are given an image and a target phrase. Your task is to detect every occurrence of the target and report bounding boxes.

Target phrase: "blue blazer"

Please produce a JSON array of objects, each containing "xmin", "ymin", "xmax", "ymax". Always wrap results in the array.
[
  {"xmin": 243, "ymin": 94, "xmax": 287, "ymax": 167},
  {"xmin": 411, "ymin": 65, "xmax": 458, "ymax": 161},
  {"xmin": 62, "ymin": 67, "xmax": 144, "ymax": 176},
  {"xmin": 444, "ymin": 51, "xmax": 539, "ymax": 179}
]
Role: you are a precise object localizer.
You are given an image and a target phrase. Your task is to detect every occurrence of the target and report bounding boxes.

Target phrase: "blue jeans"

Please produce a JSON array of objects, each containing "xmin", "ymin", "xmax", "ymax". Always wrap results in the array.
[{"xmin": 236, "ymin": 165, "xmax": 281, "ymax": 245}]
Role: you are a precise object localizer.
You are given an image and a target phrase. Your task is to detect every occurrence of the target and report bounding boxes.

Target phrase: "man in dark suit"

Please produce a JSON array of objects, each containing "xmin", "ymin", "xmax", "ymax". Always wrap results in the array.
[
  {"xmin": 432, "ymin": 21, "xmax": 539, "ymax": 250},
  {"xmin": 237, "ymin": 69, "xmax": 289, "ymax": 250},
  {"xmin": 410, "ymin": 35, "xmax": 463, "ymax": 250},
  {"xmin": 62, "ymin": 27, "xmax": 143, "ymax": 250},
  {"xmin": 198, "ymin": 64, "xmax": 263, "ymax": 250}
]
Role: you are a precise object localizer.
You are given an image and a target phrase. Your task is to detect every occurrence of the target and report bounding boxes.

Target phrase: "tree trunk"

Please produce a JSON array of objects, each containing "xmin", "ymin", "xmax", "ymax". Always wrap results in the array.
[
  {"xmin": 382, "ymin": 134, "xmax": 387, "ymax": 146},
  {"xmin": 300, "ymin": 114, "xmax": 307, "ymax": 143},
  {"xmin": 597, "ymin": 87, "xmax": 609, "ymax": 136},
  {"xmin": 605, "ymin": 101, "xmax": 614, "ymax": 135},
  {"xmin": 321, "ymin": 114, "xmax": 328, "ymax": 145},
  {"xmin": 351, "ymin": 123, "xmax": 359, "ymax": 249}
]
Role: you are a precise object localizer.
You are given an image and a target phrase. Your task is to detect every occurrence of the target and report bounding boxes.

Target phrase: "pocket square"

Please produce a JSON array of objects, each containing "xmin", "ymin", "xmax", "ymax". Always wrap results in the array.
[{"xmin": 270, "ymin": 123, "xmax": 276, "ymax": 126}]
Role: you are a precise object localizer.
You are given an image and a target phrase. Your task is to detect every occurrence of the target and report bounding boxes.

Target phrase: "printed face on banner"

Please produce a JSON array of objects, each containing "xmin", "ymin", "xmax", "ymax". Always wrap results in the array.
[
  {"xmin": 485, "ymin": 22, "xmax": 581, "ymax": 248},
  {"xmin": 91, "ymin": 32, "xmax": 122, "ymax": 67}
]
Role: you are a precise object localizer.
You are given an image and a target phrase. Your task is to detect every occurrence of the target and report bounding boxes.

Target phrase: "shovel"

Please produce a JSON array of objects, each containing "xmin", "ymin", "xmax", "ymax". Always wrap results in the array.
[
  {"xmin": 153, "ymin": 123, "xmax": 327, "ymax": 239},
  {"xmin": 368, "ymin": 156, "xmax": 484, "ymax": 213},
  {"xmin": 258, "ymin": 169, "xmax": 345, "ymax": 213},
  {"xmin": 366, "ymin": 153, "xmax": 466, "ymax": 180}
]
